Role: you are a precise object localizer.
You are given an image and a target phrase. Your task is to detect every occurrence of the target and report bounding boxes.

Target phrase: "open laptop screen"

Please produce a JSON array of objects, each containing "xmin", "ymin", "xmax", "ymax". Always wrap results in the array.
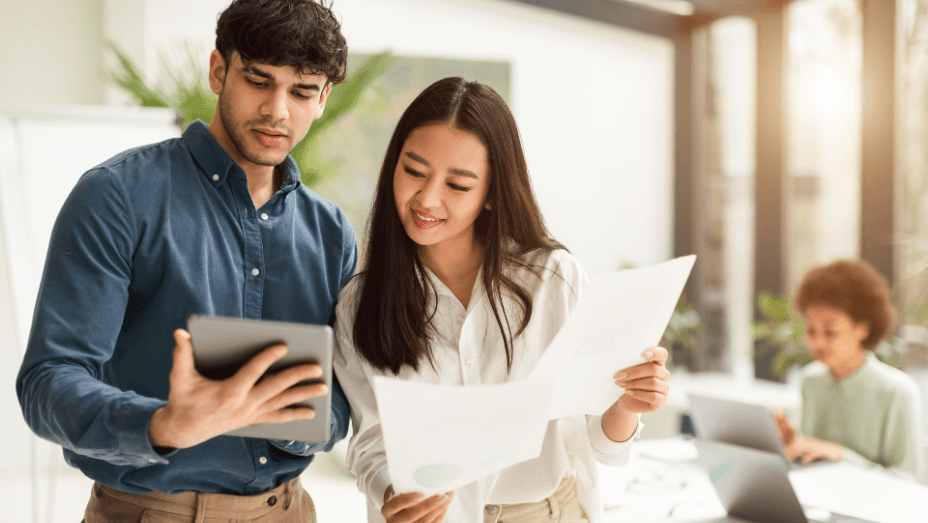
[{"xmin": 688, "ymin": 393, "xmax": 786, "ymax": 455}]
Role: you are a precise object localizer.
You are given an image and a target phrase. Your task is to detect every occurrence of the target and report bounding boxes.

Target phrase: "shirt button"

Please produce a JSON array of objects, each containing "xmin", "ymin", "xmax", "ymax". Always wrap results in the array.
[
  {"xmin": 457, "ymin": 315, "xmax": 465, "ymax": 324},
  {"xmin": 486, "ymin": 505, "xmax": 499, "ymax": 515},
  {"xmin": 261, "ymin": 213, "xmax": 269, "ymax": 220},
  {"xmin": 259, "ymin": 456, "xmax": 268, "ymax": 465},
  {"xmin": 252, "ymin": 268, "xmax": 260, "ymax": 276},
  {"xmin": 212, "ymin": 174, "xmax": 219, "ymax": 181},
  {"xmin": 267, "ymin": 495, "xmax": 277, "ymax": 506},
  {"xmin": 465, "ymin": 356, "xmax": 475, "ymax": 365}
]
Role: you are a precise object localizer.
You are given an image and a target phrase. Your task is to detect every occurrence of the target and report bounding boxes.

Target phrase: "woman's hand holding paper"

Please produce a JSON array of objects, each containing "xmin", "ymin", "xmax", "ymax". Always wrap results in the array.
[
  {"xmin": 600, "ymin": 346, "xmax": 671, "ymax": 442},
  {"xmin": 613, "ymin": 346, "xmax": 671, "ymax": 413},
  {"xmin": 381, "ymin": 486, "xmax": 453, "ymax": 523}
]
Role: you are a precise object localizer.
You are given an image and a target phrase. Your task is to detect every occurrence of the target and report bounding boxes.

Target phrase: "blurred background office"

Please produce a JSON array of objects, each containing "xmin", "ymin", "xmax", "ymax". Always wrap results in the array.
[{"xmin": 2, "ymin": 0, "xmax": 928, "ymax": 521}]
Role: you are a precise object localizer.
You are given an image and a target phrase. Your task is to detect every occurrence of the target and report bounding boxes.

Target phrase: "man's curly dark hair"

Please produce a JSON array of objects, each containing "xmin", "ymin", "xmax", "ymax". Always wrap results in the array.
[{"xmin": 215, "ymin": 0, "xmax": 347, "ymax": 84}]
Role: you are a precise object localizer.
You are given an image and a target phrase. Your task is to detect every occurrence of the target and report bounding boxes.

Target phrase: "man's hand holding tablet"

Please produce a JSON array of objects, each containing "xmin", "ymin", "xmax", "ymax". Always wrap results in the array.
[{"xmin": 148, "ymin": 317, "xmax": 334, "ymax": 451}]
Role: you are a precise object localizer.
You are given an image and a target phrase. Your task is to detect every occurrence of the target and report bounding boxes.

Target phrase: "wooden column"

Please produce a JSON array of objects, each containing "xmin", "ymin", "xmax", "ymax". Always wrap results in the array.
[
  {"xmin": 754, "ymin": 7, "xmax": 789, "ymax": 380},
  {"xmin": 860, "ymin": 0, "xmax": 897, "ymax": 283},
  {"xmin": 673, "ymin": 29, "xmax": 719, "ymax": 372},
  {"xmin": 674, "ymin": 31, "xmax": 696, "ymax": 280}
]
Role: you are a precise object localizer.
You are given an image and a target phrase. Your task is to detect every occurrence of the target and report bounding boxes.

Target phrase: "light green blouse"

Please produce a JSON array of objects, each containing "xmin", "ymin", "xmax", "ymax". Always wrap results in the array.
[{"xmin": 799, "ymin": 353, "xmax": 925, "ymax": 481}]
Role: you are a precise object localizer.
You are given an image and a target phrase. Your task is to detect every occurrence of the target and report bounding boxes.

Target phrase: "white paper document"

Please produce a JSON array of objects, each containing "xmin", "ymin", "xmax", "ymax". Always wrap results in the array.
[
  {"xmin": 371, "ymin": 256, "xmax": 695, "ymax": 497},
  {"xmin": 373, "ymin": 375, "xmax": 554, "ymax": 497},
  {"xmin": 530, "ymin": 255, "xmax": 696, "ymax": 419}
]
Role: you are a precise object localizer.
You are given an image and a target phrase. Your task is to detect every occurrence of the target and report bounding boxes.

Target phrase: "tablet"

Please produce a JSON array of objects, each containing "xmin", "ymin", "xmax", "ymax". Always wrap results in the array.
[{"xmin": 187, "ymin": 315, "xmax": 333, "ymax": 444}]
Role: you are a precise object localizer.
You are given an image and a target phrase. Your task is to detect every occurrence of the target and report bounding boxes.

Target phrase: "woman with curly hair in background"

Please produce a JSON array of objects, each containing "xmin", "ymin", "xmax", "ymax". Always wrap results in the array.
[{"xmin": 775, "ymin": 259, "xmax": 925, "ymax": 481}]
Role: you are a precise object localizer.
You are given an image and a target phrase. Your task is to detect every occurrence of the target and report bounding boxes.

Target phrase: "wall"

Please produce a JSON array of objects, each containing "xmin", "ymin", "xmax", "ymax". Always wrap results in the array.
[
  {"xmin": 120, "ymin": 0, "xmax": 676, "ymax": 275},
  {"xmin": 0, "ymin": 0, "xmax": 107, "ymax": 109},
  {"xmin": 2, "ymin": 0, "xmax": 674, "ymax": 275},
  {"xmin": 0, "ymin": 0, "xmax": 106, "ymax": 479},
  {"xmin": 339, "ymin": 0, "xmax": 675, "ymax": 274}
]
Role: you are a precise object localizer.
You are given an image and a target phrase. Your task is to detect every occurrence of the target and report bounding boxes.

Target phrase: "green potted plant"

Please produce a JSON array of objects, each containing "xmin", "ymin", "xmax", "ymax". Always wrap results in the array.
[
  {"xmin": 661, "ymin": 292, "xmax": 703, "ymax": 372},
  {"xmin": 752, "ymin": 291, "xmax": 809, "ymax": 380},
  {"xmin": 105, "ymin": 43, "xmax": 393, "ymax": 189},
  {"xmin": 897, "ymin": 235, "xmax": 928, "ymax": 366}
]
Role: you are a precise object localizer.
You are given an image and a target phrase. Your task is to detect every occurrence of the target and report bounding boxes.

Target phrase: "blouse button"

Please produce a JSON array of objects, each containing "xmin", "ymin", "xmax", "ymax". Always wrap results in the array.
[
  {"xmin": 486, "ymin": 505, "xmax": 499, "ymax": 515},
  {"xmin": 465, "ymin": 356, "xmax": 475, "ymax": 365},
  {"xmin": 457, "ymin": 314, "xmax": 465, "ymax": 324}
]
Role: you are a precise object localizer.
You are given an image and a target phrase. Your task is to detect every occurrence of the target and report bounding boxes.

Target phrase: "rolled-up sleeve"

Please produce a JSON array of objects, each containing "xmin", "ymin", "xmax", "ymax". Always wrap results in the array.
[{"xmin": 586, "ymin": 414, "xmax": 642, "ymax": 466}]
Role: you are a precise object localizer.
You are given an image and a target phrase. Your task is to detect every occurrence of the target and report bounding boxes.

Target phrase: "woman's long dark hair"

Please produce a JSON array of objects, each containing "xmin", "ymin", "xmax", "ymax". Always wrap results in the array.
[{"xmin": 352, "ymin": 77, "xmax": 563, "ymax": 374}]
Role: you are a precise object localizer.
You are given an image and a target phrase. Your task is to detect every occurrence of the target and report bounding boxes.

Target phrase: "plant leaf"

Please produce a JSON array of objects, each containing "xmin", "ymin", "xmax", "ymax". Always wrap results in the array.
[{"xmin": 105, "ymin": 42, "xmax": 170, "ymax": 108}]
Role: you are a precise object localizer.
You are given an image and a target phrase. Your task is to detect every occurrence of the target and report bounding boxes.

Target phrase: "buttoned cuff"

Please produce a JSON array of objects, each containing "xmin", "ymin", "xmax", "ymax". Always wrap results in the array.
[
  {"xmin": 269, "ymin": 439, "xmax": 319, "ymax": 456},
  {"xmin": 587, "ymin": 414, "xmax": 643, "ymax": 454},
  {"xmin": 137, "ymin": 398, "xmax": 175, "ymax": 466}
]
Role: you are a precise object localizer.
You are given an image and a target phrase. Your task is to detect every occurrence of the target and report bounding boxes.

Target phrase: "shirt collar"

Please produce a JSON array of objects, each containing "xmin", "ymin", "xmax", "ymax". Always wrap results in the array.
[
  {"xmin": 421, "ymin": 263, "xmax": 487, "ymax": 314},
  {"xmin": 831, "ymin": 351, "xmax": 877, "ymax": 387},
  {"xmin": 182, "ymin": 120, "xmax": 303, "ymax": 193}
]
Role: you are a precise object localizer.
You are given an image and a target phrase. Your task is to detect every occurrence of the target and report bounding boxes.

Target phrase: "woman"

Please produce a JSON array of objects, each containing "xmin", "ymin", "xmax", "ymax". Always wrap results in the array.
[
  {"xmin": 775, "ymin": 259, "xmax": 924, "ymax": 481},
  {"xmin": 333, "ymin": 77, "xmax": 671, "ymax": 522}
]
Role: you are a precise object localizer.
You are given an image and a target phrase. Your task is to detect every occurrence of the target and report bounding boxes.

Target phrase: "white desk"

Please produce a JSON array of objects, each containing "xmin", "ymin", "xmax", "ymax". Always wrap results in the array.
[{"xmin": 598, "ymin": 438, "xmax": 928, "ymax": 523}]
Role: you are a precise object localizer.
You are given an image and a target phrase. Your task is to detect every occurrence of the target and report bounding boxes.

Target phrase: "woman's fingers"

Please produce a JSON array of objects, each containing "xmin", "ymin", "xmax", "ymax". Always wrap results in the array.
[
  {"xmin": 612, "ymin": 348, "xmax": 672, "ymax": 414},
  {"xmin": 382, "ymin": 493, "xmax": 424, "ymax": 519},
  {"xmin": 784, "ymin": 441, "xmax": 802, "ymax": 461},
  {"xmin": 616, "ymin": 376, "xmax": 669, "ymax": 394},
  {"xmin": 383, "ymin": 492, "xmax": 451, "ymax": 523},
  {"xmin": 774, "ymin": 411, "xmax": 795, "ymax": 443},
  {"xmin": 623, "ymin": 389, "xmax": 664, "ymax": 406},
  {"xmin": 614, "ymin": 360, "xmax": 671, "ymax": 384},
  {"xmin": 640, "ymin": 346, "xmax": 669, "ymax": 365},
  {"xmin": 421, "ymin": 493, "xmax": 454, "ymax": 523}
]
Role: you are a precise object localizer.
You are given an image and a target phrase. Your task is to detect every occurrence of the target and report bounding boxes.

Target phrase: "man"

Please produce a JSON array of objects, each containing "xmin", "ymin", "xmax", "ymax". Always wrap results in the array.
[{"xmin": 16, "ymin": 1, "xmax": 355, "ymax": 521}]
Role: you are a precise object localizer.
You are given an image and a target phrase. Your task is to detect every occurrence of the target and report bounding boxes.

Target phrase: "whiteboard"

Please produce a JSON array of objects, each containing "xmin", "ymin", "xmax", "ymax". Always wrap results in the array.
[{"xmin": 0, "ymin": 105, "xmax": 180, "ymax": 356}]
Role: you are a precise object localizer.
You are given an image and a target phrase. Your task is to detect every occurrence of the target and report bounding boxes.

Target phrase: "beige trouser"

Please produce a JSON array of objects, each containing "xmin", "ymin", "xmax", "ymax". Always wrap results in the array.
[
  {"xmin": 82, "ymin": 476, "xmax": 315, "ymax": 523},
  {"xmin": 483, "ymin": 475, "xmax": 589, "ymax": 523}
]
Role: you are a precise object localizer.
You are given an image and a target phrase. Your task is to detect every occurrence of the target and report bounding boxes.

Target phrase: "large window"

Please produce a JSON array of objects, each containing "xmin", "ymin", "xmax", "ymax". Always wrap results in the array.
[
  {"xmin": 901, "ymin": 0, "xmax": 928, "ymax": 349},
  {"xmin": 708, "ymin": 18, "xmax": 757, "ymax": 375},
  {"xmin": 700, "ymin": 0, "xmax": 863, "ymax": 378},
  {"xmin": 786, "ymin": 0, "xmax": 863, "ymax": 292}
]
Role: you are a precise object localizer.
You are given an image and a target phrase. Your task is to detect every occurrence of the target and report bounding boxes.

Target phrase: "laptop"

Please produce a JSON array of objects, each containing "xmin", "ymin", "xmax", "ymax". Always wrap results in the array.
[
  {"xmin": 695, "ymin": 440, "xmax": 877, "ymax": 523},
  {"xmin": 688, "ymin": 393, "xmax": 787, "ymax": 455},
  {"xmin": 688, "ymin": 393, "xmax": 828, "ymax": 469}
]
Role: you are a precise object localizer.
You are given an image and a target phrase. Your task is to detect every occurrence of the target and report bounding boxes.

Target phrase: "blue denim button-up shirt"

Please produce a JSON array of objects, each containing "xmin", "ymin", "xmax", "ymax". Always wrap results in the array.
[{"xmin": 16, "ymin": 121, "xmax": 356, "ymax": 495}]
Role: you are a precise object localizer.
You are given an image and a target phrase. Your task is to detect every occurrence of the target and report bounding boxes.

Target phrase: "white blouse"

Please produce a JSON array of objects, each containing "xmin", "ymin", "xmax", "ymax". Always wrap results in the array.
[{"xmin": 333, "ymin": 248, "xmax": 641, "ymax": 523}]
